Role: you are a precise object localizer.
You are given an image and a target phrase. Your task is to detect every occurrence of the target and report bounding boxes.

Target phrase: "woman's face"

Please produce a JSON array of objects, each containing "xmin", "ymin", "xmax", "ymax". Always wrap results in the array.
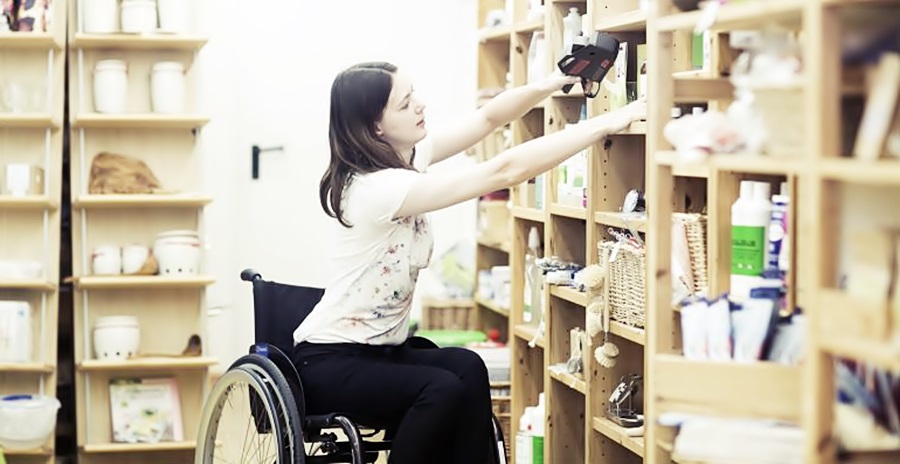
[{"xmin": 377, "ymin": 71, "xmax": 427, "ymax": 156}]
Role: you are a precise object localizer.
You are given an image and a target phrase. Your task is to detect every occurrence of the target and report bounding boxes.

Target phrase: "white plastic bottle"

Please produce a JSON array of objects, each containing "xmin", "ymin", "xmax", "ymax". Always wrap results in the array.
[
  {"xmin": 562, "ymin": 7, "xmax": 582, "ymax": 59},
  {"xmin": 524, "ymin": 227, "xmax": 542, "ymax": 324},
  {"xmin": 730, "ymin": 181, "xmax": 770, "ymax": 301},
  {"xmin": 531, "ymin": 393, "xmax": 545, "ymax": 464},
  {"xmin": 515, "ymin": 406, "xmax": 534, "ymax": 464}
]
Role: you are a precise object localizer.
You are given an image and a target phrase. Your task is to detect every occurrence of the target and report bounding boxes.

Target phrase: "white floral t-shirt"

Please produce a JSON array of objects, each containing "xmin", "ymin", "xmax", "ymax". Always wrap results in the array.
[{"xmin": 293, "ymin": 139, "xmax": 434, "ymax": 346}]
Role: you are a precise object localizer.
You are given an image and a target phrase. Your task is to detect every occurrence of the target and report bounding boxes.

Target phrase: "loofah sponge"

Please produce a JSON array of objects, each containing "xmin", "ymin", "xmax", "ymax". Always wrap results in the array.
[{"xmin": 576, "ymin": 264, "xmax": 607, "ymax": 291}]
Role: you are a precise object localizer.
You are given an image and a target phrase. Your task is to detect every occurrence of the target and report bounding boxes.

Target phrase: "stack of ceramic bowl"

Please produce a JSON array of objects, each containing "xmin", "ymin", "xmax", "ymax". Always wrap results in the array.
[{"xmin": 153, "ymin": 230, "xmax": 201, "ymax": 275}]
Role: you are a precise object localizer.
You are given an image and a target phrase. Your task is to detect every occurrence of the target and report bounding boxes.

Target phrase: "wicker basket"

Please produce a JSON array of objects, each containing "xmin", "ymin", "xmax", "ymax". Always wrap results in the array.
[
  {"xmin": 751, "ymin": 85, "xmax": 804, "ymax": 157},
  {"xmin": 421, "ymin": 299, "xmax": 475, "ymax": 331},
  {"xmin": 673, "ymin": 213, "xmax": 709, "ymax": 296},
  {"xmin": 597, "ymin": 240, "xmax": 646, "ymax": 329}
]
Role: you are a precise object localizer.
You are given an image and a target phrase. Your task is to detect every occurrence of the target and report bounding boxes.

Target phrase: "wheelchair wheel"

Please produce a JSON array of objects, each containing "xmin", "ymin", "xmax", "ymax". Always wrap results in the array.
[{"xmin": 195, "ymin": 365, "xmax": 303, "ymax": 464}]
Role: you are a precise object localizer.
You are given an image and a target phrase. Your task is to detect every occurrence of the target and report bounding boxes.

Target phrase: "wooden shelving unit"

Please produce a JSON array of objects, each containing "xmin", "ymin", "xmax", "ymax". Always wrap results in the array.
[
  {"xmin": 644, "ymin": 1, "xmax": 900, "ymax": 464},
  {"xmin": 0, "ymin": 0, "xmax": 68, "ymax": 462},
  {"xmin": 66, "ymin": 1, "xmax": 214, "ymax": 462}
]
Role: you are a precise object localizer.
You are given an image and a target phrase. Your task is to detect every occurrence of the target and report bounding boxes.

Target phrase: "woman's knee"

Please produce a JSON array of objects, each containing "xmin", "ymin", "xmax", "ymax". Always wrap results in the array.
[
  {"xmin": 443, "ymin": 347, "xmax": 490, "ymax": 386},
  {"xmin": 420, "ymin": 369, "xmax": 466, "ymax": 408}
]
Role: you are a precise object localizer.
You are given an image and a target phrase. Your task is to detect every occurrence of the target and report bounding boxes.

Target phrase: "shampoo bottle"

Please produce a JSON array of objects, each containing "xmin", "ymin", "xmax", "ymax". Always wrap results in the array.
[{"xmin": 730, "ymin": 181, "xmax": 769, "ymax": 301}]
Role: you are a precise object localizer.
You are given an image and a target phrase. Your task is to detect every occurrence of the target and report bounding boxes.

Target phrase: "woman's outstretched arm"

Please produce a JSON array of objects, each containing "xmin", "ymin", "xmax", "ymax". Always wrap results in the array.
[{"xmin": 427, "ymin": 72, "xmax": 580, "ymax": 165}]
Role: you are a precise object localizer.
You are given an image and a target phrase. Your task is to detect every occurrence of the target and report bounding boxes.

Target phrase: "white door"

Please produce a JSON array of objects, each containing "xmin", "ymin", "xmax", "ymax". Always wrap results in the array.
[{"xmin": 199, "ymin": 0, "xmax": 480, "ymax": 370}]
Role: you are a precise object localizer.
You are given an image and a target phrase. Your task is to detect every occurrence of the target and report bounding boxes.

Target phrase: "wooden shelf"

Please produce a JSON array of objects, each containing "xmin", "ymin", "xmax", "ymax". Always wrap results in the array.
[
  {"xmin": 594, "ymin": 10, "xmax": 647, "ymax": 32},
  {"xmin": 511, "ymin": 206, "xmax": 545, "ymax": 222},
  {"xmin": 549, "ymin": 203, "xmax": 587, "ymax": 220},
  {"xmin": 2, "ymin": 447, "xmax": 53, "ymax": 456},
  {"xmin": 549, "ymin": 285, "xmax": 588, "ymax": 307},
  {"xmin": 74, "ymin": 275, "xmax": 216, "ymax": 290},
  {"xmin": 610, "ymin": 320, "xmax": 646, "ymax": 346},
  {"xmin": 514, "ymin": 17, "xmax": 543, "ymax": 33},
  {"xmin": 478, "ymin": 25, "xmax": 512, "ymax": 42},
  {"xmin": 79, "ymin": 356, "xmax": 217, "ymax": 372},
  {"xmin": 594, "ymin": 211, "xmax": 647, "ymax": 233},
  {"xmin": 672, "ymin": 71, "xmax": 734, "ymax": 101},
  {"xmin": 514, "ymin": 323, "xmax": 544, "ymax": 348},
  {"xmin": 475, "ymin": 296, "xmax": 510, "ymax": 317},
  {"xmin": 0, "ymin": 113, "xmax": 59, "ymax": 129},
  {"xmin": 81, "ymin": 441, "xmax": 197, "ymax": 453},
  {"xmin": 71, "ymin": 33, "xmax": 208, "ymax": 50},
  {"xmin": 0, "ymin": 280, "xmax": 56, "ymax": 291},
  {"xmin": 656, "ymin": 151, "xmax": 804, "ymax": 176},
  {"xmin": 654, "ymin": 354, "xmax": 803, "ymax": 424},
  {"xmin": 819, "ymin": 337, "xmax": 900, "ymax": 372},
  {"xmin": 656, "ymin": 0, "xmax": 804, "ymax": 32},
  {"xmin": 0, "ymin": 32, "xmax": 59, "ymax": 48},
  {"xmin": 72, "ymin": 113, "xmax": 210, "ymax": 129},
  {"xmin": 592, "ymin": 416, "xmax": 645, "ymax": 458},
  {"xmin": 548, "ymin": 364, "xmax": 587, "ymax": 394},
  {"xmin": 0, "ymin": 195, "xmax": 57, "ymax": 210},
  {"xmin": 0, "ymin": 363, "xmax": 54, "ymax": 373},
  {"xmin": 655, "ymin": 150, "xmax": 710, "ymax": 178},
  {"xmin": 819, "ymin": 158, "xmax": 900, "ymax": 186},
  {"xmin": 73, "ymin": 193, "xmax": 213, "ymax": 208},
  {"xmin": 477, "ymin": 236, "xmax": 511, "ymax": 253}
]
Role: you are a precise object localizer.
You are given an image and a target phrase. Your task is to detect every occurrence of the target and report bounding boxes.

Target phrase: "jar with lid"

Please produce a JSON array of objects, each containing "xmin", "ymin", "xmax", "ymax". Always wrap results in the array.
[
  {"xmin": 150, "ymin": 61, "xmax": 186, "ymax": 114},
  {"xmin": 92, "ymin": 59, "xmax": 128, "ymax": 114},
  {"xmin": 120, "ymin": 0, "xmax": 157, "ymax": 33}
]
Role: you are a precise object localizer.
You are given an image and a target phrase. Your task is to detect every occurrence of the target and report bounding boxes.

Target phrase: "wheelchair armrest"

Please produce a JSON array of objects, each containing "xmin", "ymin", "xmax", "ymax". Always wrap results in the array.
[{"xmin": 406, "ymin": 336, "xmax": 439, "ymax": 350}]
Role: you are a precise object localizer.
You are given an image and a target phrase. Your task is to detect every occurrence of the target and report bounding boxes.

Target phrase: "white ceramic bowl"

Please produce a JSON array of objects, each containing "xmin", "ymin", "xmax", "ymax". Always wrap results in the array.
[
  {"xmin": 0, "ymin": 394, "xmax": 60, "ymax": 450},
  {"xmin": 154, "ymin": 230, "xmax": 201, "ymax": 275},
  {"xmin": 93, "ymin": 315, "xmax": 140, "ymax": 360}
]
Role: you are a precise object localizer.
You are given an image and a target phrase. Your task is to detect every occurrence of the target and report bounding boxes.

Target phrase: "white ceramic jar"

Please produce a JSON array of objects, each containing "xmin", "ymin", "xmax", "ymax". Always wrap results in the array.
[
  {"xmin": 91, "ymin": 244, "xmax": 122, "ymax": 275},
  {"xmin": 150, "ymin": 61, "xmax": 185, "ymax": 114},
  {"xmin": 92, "ymin": 60, "xmax": 127, "ymax": 114},
  {"xmin": 120, "ymin": 0, "xmax": 157, "ymax": 33},
  {"xmin": 82, "ymin": 0, "xmax": 118, "ymax": 33},
  {"xmin": 121, "ymin": 244, "xmax": 149, "ymax": 274},
  {"xmin": 153, "ymin": 230, "xmax": 201, "ymax": 275},
  {"xmin": 93, "ymin": 315, "xmax": 140, "ymax": 360},
  {"xmin": 157, "ymin": 0, "xmax": 192, "ymax": 34}
]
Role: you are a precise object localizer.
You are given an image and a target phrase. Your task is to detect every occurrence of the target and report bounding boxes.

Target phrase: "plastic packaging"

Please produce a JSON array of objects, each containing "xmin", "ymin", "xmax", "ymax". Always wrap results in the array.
[
  {"xmin": 730, "ymin": 181, "xmax": 770, "ymax": 301},
  {"xmin": 731, "ymin": 287, "xmax": 779, "ymax": 362},
  {"xmin": 706, "ymin": 297, "xmax": 732, "ymax": 360},
  {"xmin": 679, "ymin": 297, "xmax": 709, "ymax": 359},
  {"xmin": 562, "ymin": 7, "xmax": 582, "ymax": 60}
]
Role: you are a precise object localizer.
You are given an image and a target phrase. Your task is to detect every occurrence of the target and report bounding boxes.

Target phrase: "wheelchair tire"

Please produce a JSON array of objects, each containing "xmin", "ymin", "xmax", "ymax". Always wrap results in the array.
[
  {"xmin": 230, "ymin": 354, "xmax": 305, "ymax": 464},
  {"xmin": 195, "ymin": 366, "xmax": 294, "ymax": 464}
]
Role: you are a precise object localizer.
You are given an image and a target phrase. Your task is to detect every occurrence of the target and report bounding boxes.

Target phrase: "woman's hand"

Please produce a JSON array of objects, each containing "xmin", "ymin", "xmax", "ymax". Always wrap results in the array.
[
  {"xmin": 594, "ymin": 99, "xmax": 647, "ymax": 134},
  {"xmin": 536, "ymin": 71, "xmax": 581, "ymax": 93}
]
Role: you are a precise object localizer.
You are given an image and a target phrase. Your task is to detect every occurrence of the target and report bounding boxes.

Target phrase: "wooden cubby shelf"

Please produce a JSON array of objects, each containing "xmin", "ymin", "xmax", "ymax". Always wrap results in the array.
[
  {"xmin": 592, "ymin": 416, "xmax": 645, "ymax": 458},
  {"xmin": 73, "ymin": 193, "xmax": 214, "ymax": 208},
  {"xmin": 0, "ymin": 363, "xmax": 55, "ymax": 374},
  {"xmin": 81, "ymin": 441, "xmax": 197, "ymax": 454},
  {"xmin": 78, "ymin": 357, "xmax": 218, "ymax": 372},
  {"xmin": 0, "ymin": 280, "xmax": 56, "ymax": 291},
  {"xmin": 0, "ymin": 114, "xmax": 60, "ymax": 129},
  {"xmin": 655, "ymin": 0, "xmax": 805, "ymax": 31},
  {"xmin": 72, "ymin": 113, "xmax": 210, "ymax": 129},
  {"xmin": 0, "ymin": 195, "xmax": 58, "ymax": 210},
  {"xmin": 74, "ymin": 275, "xmax": 216, "ymax": 289},
  {"xmin": 71, "ymin": 33, "xmax": 209, "ymax": 50},
  {"xmin": 0, "ymin": 33, "xmax": 60, "ymax": 48}
]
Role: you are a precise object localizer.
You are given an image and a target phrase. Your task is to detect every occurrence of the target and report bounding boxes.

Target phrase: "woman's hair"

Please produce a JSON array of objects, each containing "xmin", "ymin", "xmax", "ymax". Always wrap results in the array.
[{"xmin": 319, "ymin": 61, "xmax": 414, "ymax": 227}]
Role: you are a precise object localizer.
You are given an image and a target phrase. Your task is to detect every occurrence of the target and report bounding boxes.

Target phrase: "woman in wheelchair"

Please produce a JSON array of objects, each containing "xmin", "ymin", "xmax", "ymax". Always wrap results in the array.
[{"xmin": 289, "ymin": 62, "xmax": 646, "ymax": 464}]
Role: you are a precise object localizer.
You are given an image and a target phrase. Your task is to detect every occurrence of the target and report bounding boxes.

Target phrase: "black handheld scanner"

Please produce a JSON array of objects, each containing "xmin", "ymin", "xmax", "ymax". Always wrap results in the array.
[{"xmin": 557, "ymin": 31, "xmax": 620, "ymax": 98}]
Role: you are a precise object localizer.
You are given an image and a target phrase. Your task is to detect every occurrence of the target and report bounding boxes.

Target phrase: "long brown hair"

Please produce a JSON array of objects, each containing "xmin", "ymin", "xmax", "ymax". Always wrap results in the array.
[{"xmin": 319, "ymin": 62, "xmax": 414, "ymax": 227}]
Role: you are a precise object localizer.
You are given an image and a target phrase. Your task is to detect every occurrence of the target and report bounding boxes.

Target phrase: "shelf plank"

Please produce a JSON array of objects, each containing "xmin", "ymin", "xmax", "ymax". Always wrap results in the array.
[
  {"xmin": 672, "ymin": 71, "xmax": 733, "ymax": 101},
  {"xmin": 610, "ymin": 320, "xmax": 646, "ymax": 346},
  {"xmin": 656, "ymin": 0, "xmax": 804, "ymax": 32},
  {"xmin": 73, "ymin": 113, "xmax": 210, "ymax": 129},
  {"xmin": 475, "ymin": 296, "xmax": 510, "ymax": 317},
  {"xmin": 0, "ymin": 195, "xmax": 57, "ymax": 210},
  {"xmin": 0, "ymin": 362, "xmax": 54, "ymax": 373},
  {"xmin": 511, "ymin": 206, "xmax": 546, "ymax": 222},
  {"xmin": 514, "ymin": 17, "xmax": 543, "ymax": 33},
  {"xmin": 654, "ymin": 355, "xmax": 802, "ymax": 423},
  {"xmin": 477, "ymin": 236, "xmax": 511, "ymax": 253},
  {"xmin": 74, "ymin": 193, "xmax": 213, "ymax": 209},
  {"xmin": 655, "ymin": 151, "xmax": 709, "ymax": 178},
  {"xmin": 71, "ymin": 33, "xmax": 208, "ymax": 50},
  {"xmin": 814, "ymin": 288, "xmax": 889, "ymax": 342},
  {"xmin": 514, "ymin": 323, "xmax": 544, "ymax": 348},
  {"xmin": 819, "ymin": 158, "xmax": 900, "ymax": 186},
  {"xmin": 548, "ymin": 364, "xmax": 587, "ymax": 395},
  {"xmin": 0, "ymin": 32, "xmax": 58, "ymax": 48},
  {"xmin": 656, "ymin": 151, "xmax": 804, "ymax": 176},
  {"xmin": 75, "ymin": 275, "xmax": 216, "ymax": 290},
  {"xmin": 82, "ymin": 441, "xmax": 196, "ymax": 453},
  {"xmin": 549, "ymin": 203, "xmax": 587, "ymax": 220},
  {"xmin": 592, "ymin": 416, "xmax": 645, "ymax": 458},
  {"xmin": 79, "ymin": 356, "xmax": 217, "ymax": 372},
  {"xmin": 819, "ymin": 336, "xmax": 900, "ymax": 372},
  {"xmin": 549, "ymin": 285, "xmax": 588, "ymax": 307},
  {"xmin": 478, "ymin": 25, "xmax": 512, "ymax": 42},
  {"xmin": 0, "ymin": 280, "xmax": 56, "ymax": 291},
  {"xmin": 595, "ymin": 10, "xmax": 647, "ymax": 32},
  {"xmin": 2, "ymin": 447, "xmax": 53, "ymax": 456},
  {"xmin": 594, "ymin": 211, "xmax": 647, "ymax": 233},
  {"xmin": 0, "ymin": 113, "xmax": 59, "ymax": 129}
]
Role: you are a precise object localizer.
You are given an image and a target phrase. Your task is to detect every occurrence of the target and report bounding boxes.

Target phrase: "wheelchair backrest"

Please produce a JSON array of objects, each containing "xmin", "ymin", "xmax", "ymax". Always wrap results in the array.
[{"xmin": 250, "ymin": 278, "xmax": 325, "ymax": 355}]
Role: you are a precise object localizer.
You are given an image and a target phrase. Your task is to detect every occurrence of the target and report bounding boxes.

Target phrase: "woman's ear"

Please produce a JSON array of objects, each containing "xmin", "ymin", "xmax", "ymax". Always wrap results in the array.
[{"xmin": 374, "ymin": 122, "xmax": 384, "ymax": 136}]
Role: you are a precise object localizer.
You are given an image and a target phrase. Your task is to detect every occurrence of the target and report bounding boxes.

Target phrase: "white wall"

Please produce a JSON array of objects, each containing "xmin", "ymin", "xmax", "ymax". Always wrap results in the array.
[{"xmin": 195, "ymin": 0, "xmax": 480, "ymax": 369}]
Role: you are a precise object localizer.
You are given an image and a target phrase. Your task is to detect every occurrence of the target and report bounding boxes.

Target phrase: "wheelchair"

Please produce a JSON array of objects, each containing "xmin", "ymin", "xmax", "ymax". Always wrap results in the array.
[{"xmin": 194, "ymin": 269, "xmax": 509, "ymax": 464}]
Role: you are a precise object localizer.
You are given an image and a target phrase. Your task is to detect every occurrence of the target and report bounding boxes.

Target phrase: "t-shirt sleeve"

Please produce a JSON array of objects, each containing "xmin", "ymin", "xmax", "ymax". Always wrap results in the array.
[
  {"xmin": 351, "ymin": 168, "xmax": 422, "ymax": 224},
  {"xmin": 412, "ymin": 136, "xmax": 434, "ymax": 171}
]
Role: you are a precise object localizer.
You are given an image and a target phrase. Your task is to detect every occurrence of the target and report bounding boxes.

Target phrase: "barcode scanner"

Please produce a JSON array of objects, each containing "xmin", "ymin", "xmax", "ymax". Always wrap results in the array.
[{"xmin": 557, "ymin": 31, "xmax": 621, "ymax": 98}]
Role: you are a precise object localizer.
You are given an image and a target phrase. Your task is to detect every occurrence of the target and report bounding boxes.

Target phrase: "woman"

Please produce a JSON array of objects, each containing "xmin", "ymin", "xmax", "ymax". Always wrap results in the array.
[{"xmin": 293, "ymin": 61, "xmax": 646, "ymax": 463}]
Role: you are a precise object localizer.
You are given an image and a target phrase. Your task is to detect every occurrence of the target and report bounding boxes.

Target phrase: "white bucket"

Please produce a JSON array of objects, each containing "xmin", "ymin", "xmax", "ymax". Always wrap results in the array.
[
  {"xmin": 157, "ymin": 0, "xmax": 192, "ymax": 34},
  {"xmin": 120, "ymin": 0, "xmax": 157, "ymax": 33},
  {"xmin": 93, "ymin": 315, "xmax": 140, "ymax": 360},
  {"xmin": 82, "ymin": 0, "xmax": 118, "ymax": 33},
  {"xmin": 93, "ymin": 59, "xmax": 128, "ymax": 114},
  {"xmin": 150, "ymin": 61, "xmax": 186, "ymax": 114}
]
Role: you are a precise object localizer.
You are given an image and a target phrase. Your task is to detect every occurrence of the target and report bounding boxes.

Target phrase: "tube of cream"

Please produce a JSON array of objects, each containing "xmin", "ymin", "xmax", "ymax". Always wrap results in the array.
[
  {"xmin": 706, "ymin": 296, "xmax": 732, "ymax": 361},
  {"xmin": 731, "ymin": 287, "xmax": 779, "ymax": 362},
  {"xmin": 680, "ymin": 297, "xmax": 709, "ymax": 360}
]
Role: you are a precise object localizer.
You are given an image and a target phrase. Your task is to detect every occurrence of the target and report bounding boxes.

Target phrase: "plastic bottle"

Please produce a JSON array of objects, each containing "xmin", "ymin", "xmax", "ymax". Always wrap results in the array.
[
  {"xmin": 562, "ymin": 7, "xmax": 582, "ymax": 59},
  {"xmin": 524, "ymin": 227, "xmax": 542, "ymax": 324},
  {"xmin": 767, "ymin": 182, "xmax": 790, "ymax": 310},
  {"xmin": 730, "ymin": 181, "xmax": 769, "ymax": 301},
  {"xmin": 531, "ymin": 394, "xmax": 545, "ymax": 464},
  {"xmin": 515, "ymin": 406, "xmax": 534, "ymax": 464}
]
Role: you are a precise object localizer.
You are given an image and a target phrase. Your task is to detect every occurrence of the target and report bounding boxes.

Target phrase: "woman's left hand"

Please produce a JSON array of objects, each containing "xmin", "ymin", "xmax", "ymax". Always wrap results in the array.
[{"xmin": 537, "ymin": 71, "xmax": 580, "ymax": 92}]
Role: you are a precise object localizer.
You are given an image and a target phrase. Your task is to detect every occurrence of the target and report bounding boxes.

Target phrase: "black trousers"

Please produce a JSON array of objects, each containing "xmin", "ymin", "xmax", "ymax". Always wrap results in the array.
[{"xmin": 292, "ymin": 340, "xmax": 494, "ymax": 464}]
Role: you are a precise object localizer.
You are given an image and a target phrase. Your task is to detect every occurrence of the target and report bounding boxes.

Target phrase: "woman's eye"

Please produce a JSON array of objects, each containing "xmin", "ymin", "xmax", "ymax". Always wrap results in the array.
[{"xmin": 401, "ymin": 103, "xmax": 409, "ymax": 110}]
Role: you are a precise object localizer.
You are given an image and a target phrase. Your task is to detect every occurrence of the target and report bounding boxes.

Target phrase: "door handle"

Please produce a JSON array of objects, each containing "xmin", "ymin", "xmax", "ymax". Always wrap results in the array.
[{"xmin": 251, "ymin": 145, "xmax": 285, "ymax": 179}]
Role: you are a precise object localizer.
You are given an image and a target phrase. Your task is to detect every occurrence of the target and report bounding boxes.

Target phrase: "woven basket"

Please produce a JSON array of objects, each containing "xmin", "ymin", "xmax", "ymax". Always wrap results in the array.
[
  {"xmin": 673, "ymin": 213, "xmax": 709, "ymax": 296},
  {"xmin": 421, "ymin": 299, "xmax": 475, "ymax": 331},
  {"xmin": 597, "ymin": 240, "xmax": 646, "ymax": 329}
]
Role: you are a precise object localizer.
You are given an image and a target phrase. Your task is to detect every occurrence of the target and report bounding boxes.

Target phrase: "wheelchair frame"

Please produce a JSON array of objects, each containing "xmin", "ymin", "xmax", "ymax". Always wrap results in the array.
[{"xmin": 194, "ymin": 269, "xmax": 508, "ymax": 464}]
